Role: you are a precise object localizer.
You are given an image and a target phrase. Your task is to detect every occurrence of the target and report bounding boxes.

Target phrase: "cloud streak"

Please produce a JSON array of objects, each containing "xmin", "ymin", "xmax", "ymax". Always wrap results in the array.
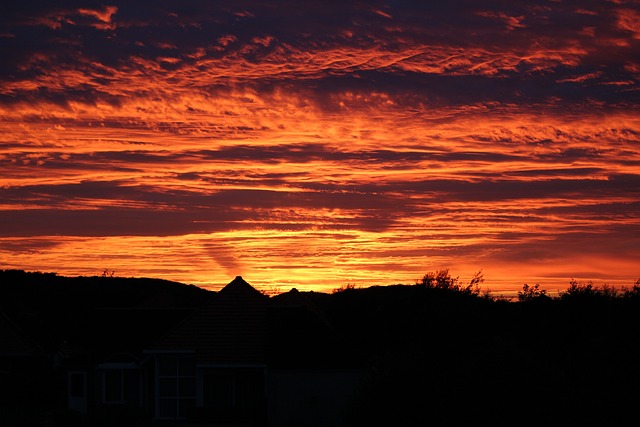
[{"xmin": 1, "ymin": 1, "xmax": 639, "ymax": 292}]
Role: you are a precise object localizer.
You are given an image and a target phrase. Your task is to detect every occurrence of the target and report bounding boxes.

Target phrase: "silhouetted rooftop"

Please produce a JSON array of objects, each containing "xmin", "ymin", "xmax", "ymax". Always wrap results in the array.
[
  {"xmin": 151, "ymin": 276, "xmax": 268, "ymax": 363},
  {"xmin": 0, "ymin": 312, "xmax": 42, "ymax": 356}
]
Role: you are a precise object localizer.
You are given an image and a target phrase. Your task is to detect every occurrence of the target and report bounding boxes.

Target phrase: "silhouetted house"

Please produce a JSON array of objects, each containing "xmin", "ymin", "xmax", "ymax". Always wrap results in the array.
[
  {"xmin": 145, "ymin": 276, "xmax": 269, "ymax": 424},
  {"xmin": 267, "ymin": 288, "xmax": 361, "ymax": 427},
  {"xmin": 0, "ymin": 311, "xmax": 49, "ymax": 416},
  {"xmin": 55, "ymin": 305, "xmax": 197, "ymax": 420},
  {"xmin": 4, "ymin": 273, "xmax": 360, "ymax": 426},
  {"xmin": 144, "ymin": 277, "xmax": 362, "ymax": 426}
]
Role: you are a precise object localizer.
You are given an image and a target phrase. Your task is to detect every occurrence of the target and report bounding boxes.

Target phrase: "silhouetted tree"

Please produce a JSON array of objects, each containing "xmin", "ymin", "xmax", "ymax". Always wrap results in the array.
[
  {"xmin": 559, "ymin": 279, "xmax": 618, "ymax": 301},
  {"xmin": 332, "ymin": 283, "xmax": 357, "ymax": 294},
  {"xmin": 416, "ymin": 269, "xmax": 484, "ymax": 296},
  {"xmin": 517, "ymin": 283, "xmax": 548, "ymax": 302},
  {"xmin": 622, "ymin": 277, "xmax": 640, "ymax": 299}
]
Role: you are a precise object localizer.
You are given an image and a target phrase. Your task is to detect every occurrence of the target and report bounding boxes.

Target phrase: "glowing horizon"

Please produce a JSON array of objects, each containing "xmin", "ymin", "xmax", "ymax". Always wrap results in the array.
[{"xmin": 1, "ymin": 1, "xmax": 639, "ymax": 293}]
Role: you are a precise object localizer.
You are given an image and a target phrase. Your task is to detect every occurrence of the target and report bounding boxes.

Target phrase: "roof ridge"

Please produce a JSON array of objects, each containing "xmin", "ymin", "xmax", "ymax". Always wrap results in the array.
[{"xmin": 218, "ymin": 276, "xmax": 266, "ymax": 299}]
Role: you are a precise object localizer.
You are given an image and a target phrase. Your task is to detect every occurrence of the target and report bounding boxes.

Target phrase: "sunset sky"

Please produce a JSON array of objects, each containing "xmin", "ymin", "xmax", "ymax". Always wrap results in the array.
[{"xmin": 1, "ymin": 1, "xmax": 639, "ymax": 294}]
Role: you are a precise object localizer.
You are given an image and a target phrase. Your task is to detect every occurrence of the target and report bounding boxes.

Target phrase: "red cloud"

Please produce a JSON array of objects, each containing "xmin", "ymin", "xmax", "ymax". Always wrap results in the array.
[
  {"xmin": 617, "ymin": 8, "xmax": 640, "ymax": 39},
  {"xmin": 77, "ymin": 5, "xmax": 118, "ymax": 30}
]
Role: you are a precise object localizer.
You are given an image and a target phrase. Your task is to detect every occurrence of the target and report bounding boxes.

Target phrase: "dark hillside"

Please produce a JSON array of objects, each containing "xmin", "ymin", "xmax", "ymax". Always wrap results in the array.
[
  {"xmin": 0, "ymin": 269, "xmax": 209, "ymax": 310},
  {"xmin": 0, "ymin": 270, "xmax": 210, "ymax": 352}
]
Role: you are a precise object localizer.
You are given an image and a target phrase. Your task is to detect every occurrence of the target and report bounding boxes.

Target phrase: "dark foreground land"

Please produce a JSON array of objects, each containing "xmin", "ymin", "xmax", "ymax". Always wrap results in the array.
[{"xmin": 1, "ymin": 269, "xmax": 640, "ymax": 426}]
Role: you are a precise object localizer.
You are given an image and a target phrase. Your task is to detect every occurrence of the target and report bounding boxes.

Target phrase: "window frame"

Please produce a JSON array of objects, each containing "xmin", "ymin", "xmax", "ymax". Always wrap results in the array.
[
  {"xmin": 154, "ymin": 353, "xmax": 197, "ymax": 420},
  {"xmin": 68, "ymin": 371, "xmax": 87, "ymax": 399},
  {"xmin": 99, "ymin": 364, "xmax": 141, "ymax": 405}
]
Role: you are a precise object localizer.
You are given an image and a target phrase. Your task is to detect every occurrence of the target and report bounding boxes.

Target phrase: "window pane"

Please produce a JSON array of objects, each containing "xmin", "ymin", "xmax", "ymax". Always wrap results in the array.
[
  {"xmin": 235, "ymin": 374, "xmax": 251, "ymax": 409},
  {"xmin": 178, "ymin": 357, "xmax": 195, "ymax": 376},
  {"xmin": 123, "ymin": 371, "xmax": 140, "ymax": 403},
  {"xmin": 159, "ymin": 378, "xmax": 177, "ymax": 397},
  {"xmin": 69, "ymin": 373, "xmax": 85, "ymax": 398},
  {"xmin": 203, "ymin": 373, "xmax": 234, "ymax": 408},
  {"xmin": 104, "ymin": 371, "xmax": 122, "ymax": 402},
  {"xmin": 159, "ymin": 398, "xmax": 177, "ymax": 418},
  {"xmin": 179, "ymin": 377, "xmax": 196, "ymax": 397},
  {"xmin": 234, "ymin": 370, "xmax": 263, "ymax": 409},
  {"xmin": 179, "ymin": 398, "xmax": 196, "ymax": 418},
  {"xmin": 158, "ymin": 357, "xmax": 177, "ymax": 376}
]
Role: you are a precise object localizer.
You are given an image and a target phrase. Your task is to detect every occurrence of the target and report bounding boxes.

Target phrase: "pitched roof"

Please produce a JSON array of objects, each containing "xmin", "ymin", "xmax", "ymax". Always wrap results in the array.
[
  {"xmin": 151, "ymin": 277, "xmax": 268, "ymax": 364},
  {"xmin": 0, "ymin": 311, "xmax": 42, "ymax": 356},
  {"xmin": 269, "ymin": 289, "xmax": 354, "ymax": 368}
]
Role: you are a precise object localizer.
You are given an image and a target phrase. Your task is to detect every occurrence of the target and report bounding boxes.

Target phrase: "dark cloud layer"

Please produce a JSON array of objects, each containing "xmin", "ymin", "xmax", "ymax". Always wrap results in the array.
[{"xmin": 2, "ymin": 1, "xmax": 639, "ymax": 108}]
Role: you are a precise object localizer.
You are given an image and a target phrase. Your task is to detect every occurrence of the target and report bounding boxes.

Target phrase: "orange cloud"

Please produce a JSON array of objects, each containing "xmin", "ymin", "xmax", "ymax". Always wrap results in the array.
[
  {"xmin": 77, "ymin": 6, "xmax": 118, "ymax": 30},
  {"xmin": 1, "ymin": 1, "xmax": 639, "ymax": 293},
  {"xmin": 617, "ymin": 8, "xmax": 640, "ymax": 39},
  {"xmin": 476, "ymin": 11, "xmax": 526, "ymax": 31}
]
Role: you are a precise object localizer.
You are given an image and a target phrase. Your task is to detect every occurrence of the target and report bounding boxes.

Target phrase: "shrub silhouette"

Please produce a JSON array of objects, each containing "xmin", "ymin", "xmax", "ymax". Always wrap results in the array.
[
  {"xmin": 559, "ymin": 279, "xmax": 620, "ymax": 301},
  {"xmin": 416, "ymin": 269, "xmax": 484, "ymax": 296},
  {"xmin": 621, "ymin": 278, "xmax": 640, "ymax": 299},
  {"xmin": 517, "ymin": 283, "xmax": 548, "ymax": 302}
]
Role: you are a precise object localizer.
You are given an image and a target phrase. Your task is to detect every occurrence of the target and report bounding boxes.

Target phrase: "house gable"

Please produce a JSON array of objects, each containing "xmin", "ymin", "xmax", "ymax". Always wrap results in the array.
[{"xmin": 151, "ymin": 276, "xmax": 268, "ymax": 364}]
